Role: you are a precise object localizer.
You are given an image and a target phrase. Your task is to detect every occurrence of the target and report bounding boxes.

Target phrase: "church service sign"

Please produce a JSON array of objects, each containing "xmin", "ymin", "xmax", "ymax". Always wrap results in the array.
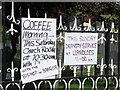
[
  {"xmin": 21, "ymin": 18, "xmax": 58, "ymax": 84},
  {"xmin": 64, "ymin": 33, "xmax": 98, "ymax": 65}
]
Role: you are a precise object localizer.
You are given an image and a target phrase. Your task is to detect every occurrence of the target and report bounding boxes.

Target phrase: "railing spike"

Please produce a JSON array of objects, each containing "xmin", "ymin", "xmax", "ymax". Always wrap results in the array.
[{"xmin": 28, "ymin": 8, "xmax": 30, "ymax": 18}]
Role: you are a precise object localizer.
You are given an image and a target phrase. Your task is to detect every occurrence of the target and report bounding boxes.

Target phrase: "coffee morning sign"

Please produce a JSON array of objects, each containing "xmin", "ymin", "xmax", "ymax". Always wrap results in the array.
[
  {"xmin": 21, "ymin": 18, "xmax": 58, "ymax": 84},
  {"xmin": 64, "ymin": 33, "xmax": 98, "ymax": 65}
]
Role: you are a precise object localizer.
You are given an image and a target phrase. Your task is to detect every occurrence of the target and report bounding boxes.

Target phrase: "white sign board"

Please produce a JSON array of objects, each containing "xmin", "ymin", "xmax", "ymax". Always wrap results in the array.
[
  {"xmin": 64, "ymin": 33, "xmax": 98, "ymax": 65},
  {"xmin": 21, "ymin": 18, "xmax": 58, "ymax": 84}
]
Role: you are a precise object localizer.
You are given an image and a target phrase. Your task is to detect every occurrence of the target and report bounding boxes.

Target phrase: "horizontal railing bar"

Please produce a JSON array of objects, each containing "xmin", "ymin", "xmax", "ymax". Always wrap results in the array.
[{"xmin": 1, "ymin": 74, "xmax": 119, "ymax": 83}]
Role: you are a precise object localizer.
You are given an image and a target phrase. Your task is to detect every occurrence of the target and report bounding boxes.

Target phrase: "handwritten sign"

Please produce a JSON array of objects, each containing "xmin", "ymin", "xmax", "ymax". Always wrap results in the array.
[
  {"xmin": 21, "ymin": 18, "xmax": 58, "ymax": 84},
  {"xmin": 64, "ymin": 33, "xmax": 98, "ymax": 65}
]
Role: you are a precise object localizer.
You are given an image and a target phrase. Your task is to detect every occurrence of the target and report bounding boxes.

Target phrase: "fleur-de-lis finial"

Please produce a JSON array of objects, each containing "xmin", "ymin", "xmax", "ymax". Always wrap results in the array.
[
  {"xmin": 7, "ymin": 61, "xmax": 18, "ymax": 82},
  {"xmin": 97, "ymin": 21, "xmax": 108, "ymax": 32},
  {"xmin": 7, "ymin": 1, "xmax": 20, "ymax": 24},
  {"xmin": 57, "ymin": 15, "xmax": 67, "ymax": 30},
  {"xmin": 110, "ymin": 34, "xmax": 117, "ymax": 44},
  {"xmin": 58, "ymin": 59, "xmax": 65, "ymax": 78},
  {"xmin": 97, "ymin": 58, "xmax": 107, "ymax": 75},
  {"xmin": 57, "ymin": 32, "xmax": 64, "ymax": 42},
  {"xmin": 98, "ymin": 34, "xmax": 106, "ymax": 44},
  {"xmin": 84, "ymin": 65, "xmax": 94, "ymax": 76},
  {"xmin": 99, "ymin": 21, "xmax": 105, "ymax": 31},
  {"xmin": 70, "ymin": 65, "xmax": 80, "ymax": 77},
  {"xmin": 6, "ymin": 23, "xmax": 18, "ymax": 35},
  {"xmin": 109, "ymin": 59, "xmax": 117, "ymax": 75},
  {"xmin": 110, "ymin": 22, "xmax": 118, "ymax": 33},
  {"xmin": 86, "ymin": 19, "xmax": 94, "ymax": 31},
  {"xmin": 70, "ymin": 17, "xmax": 79, "ymax": 31}
]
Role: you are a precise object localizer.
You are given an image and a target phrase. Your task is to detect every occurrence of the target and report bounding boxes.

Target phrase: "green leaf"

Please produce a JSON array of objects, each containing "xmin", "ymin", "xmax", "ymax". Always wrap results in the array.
[{"xmin": 100, "ymin": 14, "xmax": 111, "ymax": 19}]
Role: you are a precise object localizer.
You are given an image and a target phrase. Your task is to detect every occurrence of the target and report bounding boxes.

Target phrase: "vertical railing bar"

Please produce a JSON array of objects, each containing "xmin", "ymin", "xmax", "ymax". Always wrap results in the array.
[
  {"xmin": 105, "ymin": 24, "xmax": 110, "ymax": 89},
  {"xmin": 118, "ymin": 18, "xmax": 120, "ymax": 90},
  {"xmin": 2, "ymin": 2, "xmax": 6, "ymax": 82},
  {"xmin": 80, "ymin": 17, "xmax": 84, "ymax": 89},
  {"xmin": 94, "ymin": 22, "xmax": 97, "ymax": 85}
]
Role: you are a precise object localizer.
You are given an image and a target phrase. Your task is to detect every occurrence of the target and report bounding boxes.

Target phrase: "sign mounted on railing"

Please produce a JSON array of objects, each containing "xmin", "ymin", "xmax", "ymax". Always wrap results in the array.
[
  {"xmin": 64, "ymin": 33, "xmax": 98, "ymax": 65},
  {"xmin": 21, "ymin": 18, "xmax": 58, "ymax": 84}
]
